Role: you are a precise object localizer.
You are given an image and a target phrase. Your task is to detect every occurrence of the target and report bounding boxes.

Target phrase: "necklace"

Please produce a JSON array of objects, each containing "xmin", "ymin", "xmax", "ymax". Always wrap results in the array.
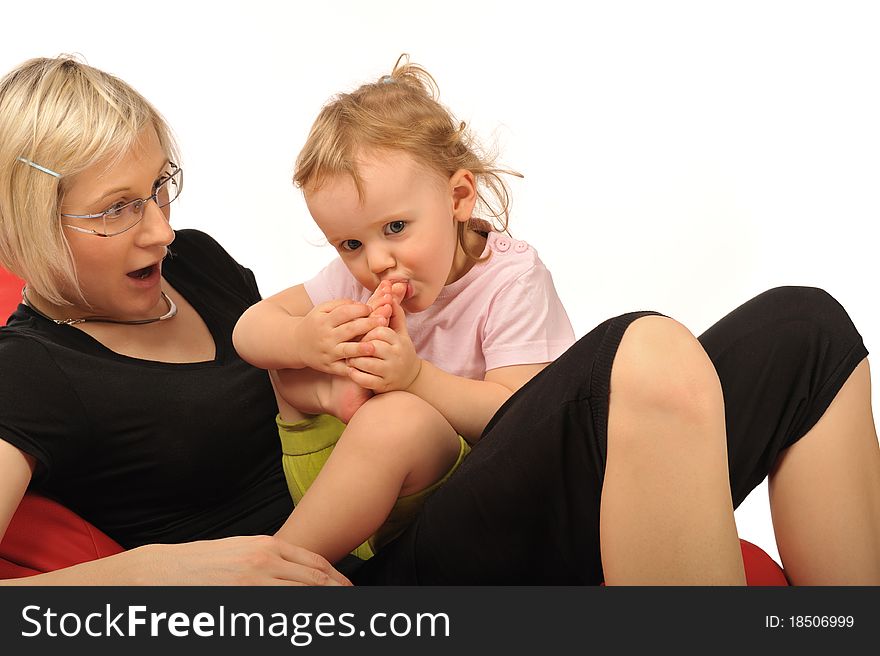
[{"xmin": 21, "ymin": 286, "xmax": 178, "ymax": 326}]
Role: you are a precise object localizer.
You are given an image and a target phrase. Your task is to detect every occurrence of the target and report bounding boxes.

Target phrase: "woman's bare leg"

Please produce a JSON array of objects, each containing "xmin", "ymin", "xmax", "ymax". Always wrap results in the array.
[
  {"xmin": 600, "ymin": 316, "xmax": 745, "ymax": 585},
  {"xmin": 769, "ymin": 358, "xmax": 880, "ymax": 584},
  {"xmin": 276, "ymin": 391, "xmax": 461, "ymax": 564}
]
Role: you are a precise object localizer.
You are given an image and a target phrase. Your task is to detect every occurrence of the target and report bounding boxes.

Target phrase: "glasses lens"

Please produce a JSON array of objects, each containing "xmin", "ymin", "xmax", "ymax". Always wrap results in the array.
[
  {"xmin": 156, "ymin": 168, "xmax": 182, "ymax": 208},
  {"xmin": 98, "ymin": 200, "xmax": 142, "ymax": 235}
]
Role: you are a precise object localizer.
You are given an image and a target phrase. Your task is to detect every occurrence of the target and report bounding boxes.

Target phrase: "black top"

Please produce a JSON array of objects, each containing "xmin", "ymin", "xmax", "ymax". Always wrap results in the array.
[{"xmin": 0, "ymin": 229, "xmax": 292, "ymax": 549}]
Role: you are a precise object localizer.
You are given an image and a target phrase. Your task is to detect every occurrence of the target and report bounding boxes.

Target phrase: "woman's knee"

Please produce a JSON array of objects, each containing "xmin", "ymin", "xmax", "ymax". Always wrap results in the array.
[{"xmin": 611, "ymin": 315, "xmax": 724, "ymax": 428}]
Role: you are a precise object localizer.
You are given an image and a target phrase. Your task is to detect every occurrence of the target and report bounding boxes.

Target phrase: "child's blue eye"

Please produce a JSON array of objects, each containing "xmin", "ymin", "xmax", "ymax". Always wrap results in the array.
[
  {"xmin": 385, "ymin": 220, "xmax": 406, "ymax": 235},
  {"xmin": 340, "ymin": 239, "xmax": 362, "ymax": 252}
]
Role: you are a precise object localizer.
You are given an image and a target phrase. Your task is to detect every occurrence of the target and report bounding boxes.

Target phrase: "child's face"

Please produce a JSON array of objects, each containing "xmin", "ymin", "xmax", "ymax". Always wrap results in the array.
[{"xmin": 305, "ymin": 150, "xmax": 472, "ymax": 313}]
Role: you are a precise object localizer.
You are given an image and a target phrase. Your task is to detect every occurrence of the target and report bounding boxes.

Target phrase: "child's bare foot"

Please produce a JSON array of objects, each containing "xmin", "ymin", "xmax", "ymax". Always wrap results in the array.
[
  {"xmin": 319, "ymin": 374, "xmax": 373, "ymax": 424},
  {"xmin": 387, "ymin": 280, "xmax": 408, "ymax": 304},
  {"xmin": 366, "ymin": 280, "xmax": 408, "ymax": 325}
]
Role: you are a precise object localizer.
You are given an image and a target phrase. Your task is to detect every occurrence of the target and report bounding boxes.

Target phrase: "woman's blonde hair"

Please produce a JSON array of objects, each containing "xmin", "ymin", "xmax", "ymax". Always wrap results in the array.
[
  {"xmin": 0, "ymin": 55, "xmax": 179, "ymax": 305},
  {"xmin": 294, "ymin": 54, "xmax": 521, "ymax": 261}
]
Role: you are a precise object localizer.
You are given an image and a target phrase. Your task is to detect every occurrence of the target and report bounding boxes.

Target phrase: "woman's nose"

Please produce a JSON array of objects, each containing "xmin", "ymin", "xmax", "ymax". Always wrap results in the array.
[{"xmin": 134, "ymin": 199, "xmax": 174, "ymax": 248}]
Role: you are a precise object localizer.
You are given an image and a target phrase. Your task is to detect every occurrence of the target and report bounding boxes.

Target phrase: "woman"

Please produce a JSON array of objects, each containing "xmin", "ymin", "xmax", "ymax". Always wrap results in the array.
[{"xmin": 1, "ymin": 55, "xmax": 878, "ymax": 585}]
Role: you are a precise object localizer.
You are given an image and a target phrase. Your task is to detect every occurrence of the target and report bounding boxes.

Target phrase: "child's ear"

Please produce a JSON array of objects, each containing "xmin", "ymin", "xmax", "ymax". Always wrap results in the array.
[{"xmin": 449, "ymin": 169, "xmax": 477, "ymax": 222}]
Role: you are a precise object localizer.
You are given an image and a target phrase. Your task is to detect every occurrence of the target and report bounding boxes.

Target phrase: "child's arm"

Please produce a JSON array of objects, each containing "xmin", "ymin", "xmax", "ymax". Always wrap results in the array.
[
  {"xmin": 409, "ymin": 360, "xmax": 546, "ymax": 442},
  {"xmin": 342, "ymin": 301, "xmax": 547, "ymax": 442},
  {"xmin": 232, "ymin": 284, "xmax": 381, "ymax": 375}
]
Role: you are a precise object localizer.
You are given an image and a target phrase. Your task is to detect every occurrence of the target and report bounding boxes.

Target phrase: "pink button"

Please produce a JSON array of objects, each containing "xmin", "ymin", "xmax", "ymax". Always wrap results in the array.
[
  {"xmin": 495, "ymin": 238, "xmax": 511, "ymax": 252},
  {"xmin": 514, "ymin": 240, "xmax": 528, "ymax": 253}
]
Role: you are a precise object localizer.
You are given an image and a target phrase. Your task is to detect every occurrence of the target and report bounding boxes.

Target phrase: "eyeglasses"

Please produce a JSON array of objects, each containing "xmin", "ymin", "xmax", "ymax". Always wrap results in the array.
[{"xmin": 61, "ymin": 165, "xmax": 183, "ymax": 237}]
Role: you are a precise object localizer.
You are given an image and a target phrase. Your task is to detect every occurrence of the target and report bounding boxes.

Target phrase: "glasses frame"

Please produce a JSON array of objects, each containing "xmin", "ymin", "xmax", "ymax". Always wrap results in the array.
[{"xmin": 61, "ymin": 164, "xmax": 183, "ymax": 238}]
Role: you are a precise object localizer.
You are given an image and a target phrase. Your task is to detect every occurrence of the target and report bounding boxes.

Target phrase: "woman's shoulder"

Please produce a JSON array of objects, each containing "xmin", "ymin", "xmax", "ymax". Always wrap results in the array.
[
  {"xmin": 0, "ymin": 324, "xmax": 65, "ymax": 384},
  {"xmin": 165, "ymin": 229, "xmax": 261, "ymax": 305},
  {"xmin": 167, "ymin": 228, "xmax": 246, "ymax": 278},
  {"xmin": 169, "ymin": 228, "xmax": 231, "ymax": 260}
]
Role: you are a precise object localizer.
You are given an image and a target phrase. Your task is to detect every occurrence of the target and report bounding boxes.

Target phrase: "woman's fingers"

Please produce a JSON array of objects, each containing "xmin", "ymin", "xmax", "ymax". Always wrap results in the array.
[
  {"xmin": 156, "ymin": 536, "xmax": 354, "ymax": 586},
  {"xmin": 276, "ymin": 541, "xmax": 352, "ymax": 586}
]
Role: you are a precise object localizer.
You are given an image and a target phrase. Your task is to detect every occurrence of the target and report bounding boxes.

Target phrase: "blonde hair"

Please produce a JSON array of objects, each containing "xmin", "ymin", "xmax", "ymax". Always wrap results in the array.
[
  {"xmin": 0, "ymin": 55, "xmax": 179, "ymax": 305},
  {"xmin": 294, "ymin": 54, "xmax": 521, "ymax": 261}
]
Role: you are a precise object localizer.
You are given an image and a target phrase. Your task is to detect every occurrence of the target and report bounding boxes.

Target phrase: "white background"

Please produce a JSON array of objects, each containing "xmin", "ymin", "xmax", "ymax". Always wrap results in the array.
[{"xmin": 4, "ymin": 0, "xmax": 879, "ymax": 567}]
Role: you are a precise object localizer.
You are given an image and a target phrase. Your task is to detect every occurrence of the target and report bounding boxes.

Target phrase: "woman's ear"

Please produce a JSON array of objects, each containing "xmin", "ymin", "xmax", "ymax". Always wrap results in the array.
[{"xmin": 449, "ymin": 169, "xmax": 477, "ymax": 222}]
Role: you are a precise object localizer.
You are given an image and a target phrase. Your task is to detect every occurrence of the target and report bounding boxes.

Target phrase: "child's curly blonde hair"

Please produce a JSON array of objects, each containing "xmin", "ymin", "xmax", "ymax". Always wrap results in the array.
[{"xmin": 294, "ymin": 54, "xmax": 521, "ymax": 261}]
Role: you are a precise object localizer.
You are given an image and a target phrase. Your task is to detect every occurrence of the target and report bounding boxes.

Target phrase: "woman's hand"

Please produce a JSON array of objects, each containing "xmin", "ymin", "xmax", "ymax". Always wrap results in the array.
[
  {"xmin": 133, "ymin": 535, "xmax": 353, "ymax": 586},
  {"xmin": 4, "ymin": 535, "xmax": 352, "ymax": 586}
]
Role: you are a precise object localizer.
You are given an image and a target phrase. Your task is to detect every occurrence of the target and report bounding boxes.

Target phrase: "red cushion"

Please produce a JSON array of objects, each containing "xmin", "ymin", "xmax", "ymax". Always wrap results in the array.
[
  {"xmin": 0, "ymin": 266, "xmax": 23, "ymax": 323},
  {"xmin": 0, "ymin": 493, "xmax": 124, "ymax": 578},
  {"xmin": 740, "ymin": 538, "xmax": 789, "ymax": 585}
]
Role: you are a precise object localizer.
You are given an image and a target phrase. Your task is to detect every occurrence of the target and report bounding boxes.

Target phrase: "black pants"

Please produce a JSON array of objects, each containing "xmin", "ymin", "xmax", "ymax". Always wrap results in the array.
[{"xmin": 352, "ymin": 287, "xmax": 868, "ymax": 584}]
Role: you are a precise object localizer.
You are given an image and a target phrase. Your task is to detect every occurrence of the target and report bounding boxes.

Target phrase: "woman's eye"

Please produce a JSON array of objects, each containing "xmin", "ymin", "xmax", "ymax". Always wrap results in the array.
[
  {"xmin": 341, "ymin": 239, "xmax": 362, "ymax": 252},
  {"xmin": 385, "ymin": 220, "xmax": 406, "ymax": 235},
  {"xmin": 103, "ymin": 201, "xmax": 128, "ymax": 219}
]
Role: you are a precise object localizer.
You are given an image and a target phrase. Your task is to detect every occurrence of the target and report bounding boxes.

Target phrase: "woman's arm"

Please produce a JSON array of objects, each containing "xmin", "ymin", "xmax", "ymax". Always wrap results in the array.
[
  {"xmin": 2, "ymin": 536, "xmax": 351, "ymax": 586},
  {"xmin": 0, "ymin": 438, "xmax": 350, "ymax": 586}
]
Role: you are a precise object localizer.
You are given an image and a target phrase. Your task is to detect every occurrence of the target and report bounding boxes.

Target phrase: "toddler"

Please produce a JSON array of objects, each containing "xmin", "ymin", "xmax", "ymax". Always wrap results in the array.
[{"xmin": 233, "ymin": 56, "xmax": 575, "ymax": 563}]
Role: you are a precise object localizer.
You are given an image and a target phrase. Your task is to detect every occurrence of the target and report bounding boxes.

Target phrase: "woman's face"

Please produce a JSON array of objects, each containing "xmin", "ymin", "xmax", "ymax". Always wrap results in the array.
[{"xmin": 56, "ymin": 126, "xmax": 176, "ymax": 321}]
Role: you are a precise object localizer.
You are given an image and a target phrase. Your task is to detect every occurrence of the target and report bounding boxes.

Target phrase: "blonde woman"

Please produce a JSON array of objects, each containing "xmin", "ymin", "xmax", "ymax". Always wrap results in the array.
[{"xmin": 0, "ymin": 56, "xmax": 348, "ymax": 585}]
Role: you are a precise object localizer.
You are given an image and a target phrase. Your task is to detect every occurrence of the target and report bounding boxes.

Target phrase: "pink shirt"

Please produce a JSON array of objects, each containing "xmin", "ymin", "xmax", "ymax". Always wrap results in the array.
[{"xmin": 304, "ymin": 232, "xmax": 575, "ymax": 380}]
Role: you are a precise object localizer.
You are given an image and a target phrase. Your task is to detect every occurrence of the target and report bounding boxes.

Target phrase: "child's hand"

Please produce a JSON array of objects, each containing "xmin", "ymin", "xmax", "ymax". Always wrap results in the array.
[
  {"xmin": 295, "ymin": 299, "xmax": 387, "ymax": 376},
  {"xmin": 343, "ymin": 299, "xmax": 422, "ymax": 393}
]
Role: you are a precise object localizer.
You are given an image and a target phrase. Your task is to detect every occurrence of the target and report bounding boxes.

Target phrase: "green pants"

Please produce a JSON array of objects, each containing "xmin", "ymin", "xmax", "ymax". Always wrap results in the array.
[{"xmin": 278, "ymin": 413, "xmax": 470, "ymax": 560}]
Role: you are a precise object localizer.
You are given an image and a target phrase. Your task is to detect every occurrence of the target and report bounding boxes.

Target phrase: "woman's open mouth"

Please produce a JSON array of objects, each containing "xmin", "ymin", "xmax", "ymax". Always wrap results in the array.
[
  {"xmin": 128, "ymin": 265, "xmax": 153, "ymax": 279},
  {"xmin": 126, "ymin": 263, "xmax": 160, "ymax": 285}
]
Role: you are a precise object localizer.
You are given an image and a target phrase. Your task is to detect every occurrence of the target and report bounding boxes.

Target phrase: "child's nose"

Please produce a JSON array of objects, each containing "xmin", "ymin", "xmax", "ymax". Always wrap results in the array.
[{"xmin": 367, "ymin": 246, "xmax": 395, "ymax": 274}]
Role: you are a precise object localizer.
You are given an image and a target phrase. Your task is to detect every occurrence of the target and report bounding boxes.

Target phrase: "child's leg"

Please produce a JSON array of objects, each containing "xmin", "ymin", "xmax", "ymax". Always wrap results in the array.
[{"xmin": 275, "ymin": 391, "xmax": 461, "ymax": 564}]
